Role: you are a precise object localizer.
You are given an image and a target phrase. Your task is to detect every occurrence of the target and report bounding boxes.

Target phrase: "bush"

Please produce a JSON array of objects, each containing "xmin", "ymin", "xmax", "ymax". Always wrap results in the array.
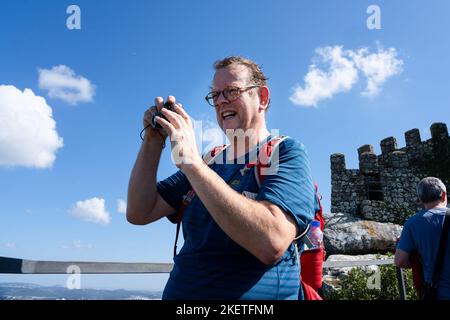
[{"xmin": 328, "ymin": 264, "xmax": 418, "ymax": 300}]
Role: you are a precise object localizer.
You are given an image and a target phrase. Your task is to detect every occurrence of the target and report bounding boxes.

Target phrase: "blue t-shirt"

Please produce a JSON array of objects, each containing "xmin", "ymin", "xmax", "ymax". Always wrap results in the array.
[
  {"xmin": 397, "ymin": 207, "xmax": 450, "ymax": 299},
  {"xmin": 157, "ymin": 136, "xmax": 315, "ymax": 300}
]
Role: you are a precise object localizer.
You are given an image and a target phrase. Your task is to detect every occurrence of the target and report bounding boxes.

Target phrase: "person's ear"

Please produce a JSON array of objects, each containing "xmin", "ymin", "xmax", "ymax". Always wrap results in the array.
[{"xmin": 259, "ymin": 86, "xmax": 270, "ymax": 111}]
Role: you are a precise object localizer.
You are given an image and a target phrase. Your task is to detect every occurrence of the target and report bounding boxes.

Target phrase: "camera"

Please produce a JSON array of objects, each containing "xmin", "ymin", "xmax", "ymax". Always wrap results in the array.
[{"xmin": 151, "ymin": 101, "xmax": 175, "ymax": 129}]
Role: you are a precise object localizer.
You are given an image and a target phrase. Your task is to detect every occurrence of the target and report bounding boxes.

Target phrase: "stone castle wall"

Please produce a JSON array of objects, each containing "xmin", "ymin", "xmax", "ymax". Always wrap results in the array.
[{"xmin": 331, "ymin": 122, "xmax": 449, "ymax": 224}]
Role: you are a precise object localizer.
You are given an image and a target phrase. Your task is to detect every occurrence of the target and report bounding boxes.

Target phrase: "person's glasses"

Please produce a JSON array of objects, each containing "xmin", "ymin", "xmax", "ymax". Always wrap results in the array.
[{"xmin": 205, "ymin": 85, "xmax": 260, "ymax": 107}]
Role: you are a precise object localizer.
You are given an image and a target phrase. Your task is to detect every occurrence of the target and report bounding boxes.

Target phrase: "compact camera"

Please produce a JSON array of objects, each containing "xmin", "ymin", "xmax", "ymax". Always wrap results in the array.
[{"xmin": 151, "ymin": 101, "xmax": 174, "ymax": 129}]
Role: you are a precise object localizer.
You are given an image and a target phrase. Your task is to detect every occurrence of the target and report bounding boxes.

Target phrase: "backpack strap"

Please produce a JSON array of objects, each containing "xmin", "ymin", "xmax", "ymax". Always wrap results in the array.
[
  {"xmin": 171, "ymin": 189, "xmax": 196, "ymax": 256},
  {"xmin": 253, "ymin": 136, "xmax": 288, "ymax": 188},
  {"xmin": 430, "ymin": 208, "xmax": 450, "ymax": 288},
  {"xmin": 252, "ymin": 136, "xmax": 312, "ymax": 240},
  {"xmin": 202, "ymin": 144, "xmax": 229, "ymax": 165}
]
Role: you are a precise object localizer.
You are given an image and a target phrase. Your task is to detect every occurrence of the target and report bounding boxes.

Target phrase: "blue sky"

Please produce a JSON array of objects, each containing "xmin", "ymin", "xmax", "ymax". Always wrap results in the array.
[{"xmin": 0, "ymin": 0, "xmax": 449, "ymax": 291}]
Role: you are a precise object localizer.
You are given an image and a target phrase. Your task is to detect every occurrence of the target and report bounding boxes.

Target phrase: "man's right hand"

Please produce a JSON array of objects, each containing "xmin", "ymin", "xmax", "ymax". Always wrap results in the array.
[
  {"xmin": 142, "ymin": 96, "xmax": 171, "ymax": 143},
  {"xmin": 127, "ymin": 95, "xmax": 178, "ymax": 225}
]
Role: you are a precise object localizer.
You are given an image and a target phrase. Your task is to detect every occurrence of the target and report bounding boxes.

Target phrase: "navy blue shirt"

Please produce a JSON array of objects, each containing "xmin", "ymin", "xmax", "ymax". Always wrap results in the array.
[
  {"xmin": 157, "ymin": 136, "xmax": 315, "ymax": 299},
  {"xmin": 397, "ymin": 207, "xmax": 450, "ymax": 299}
]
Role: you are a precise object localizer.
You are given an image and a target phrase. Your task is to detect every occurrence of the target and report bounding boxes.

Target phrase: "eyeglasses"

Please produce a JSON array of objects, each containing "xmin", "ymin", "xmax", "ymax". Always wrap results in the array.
[{"xmin": 205, "ymin": 85, "xmax": 260, "ymax": 107}]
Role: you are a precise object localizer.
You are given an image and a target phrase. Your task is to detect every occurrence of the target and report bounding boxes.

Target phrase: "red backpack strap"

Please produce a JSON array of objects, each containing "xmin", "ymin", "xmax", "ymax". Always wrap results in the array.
[
  {"xmin": 253, "ymin": 135, "xmax": 313, "ymax": 240},
  {"xmin": 172, "ymin": 144, "xmax": 229, "ymax": 257},
  {"xmin": 202, "ymin": 144, "xmax": 229, "ymax": 165},
  {"xmin": 253, "ymin": 136, "xmax": 288, "ymax": 187}
]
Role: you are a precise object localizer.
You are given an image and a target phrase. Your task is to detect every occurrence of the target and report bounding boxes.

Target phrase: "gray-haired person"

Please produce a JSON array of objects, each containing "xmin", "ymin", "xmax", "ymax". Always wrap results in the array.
[{"xmin": 395, "ymin": 177, "xmax": 450, "ymax": 299}]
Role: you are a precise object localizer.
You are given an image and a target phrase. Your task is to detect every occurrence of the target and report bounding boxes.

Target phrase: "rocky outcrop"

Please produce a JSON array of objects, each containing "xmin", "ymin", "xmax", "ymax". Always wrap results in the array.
[{"xmin": 324, "ymin": 212, "xmax": 402, "ymax": 255}]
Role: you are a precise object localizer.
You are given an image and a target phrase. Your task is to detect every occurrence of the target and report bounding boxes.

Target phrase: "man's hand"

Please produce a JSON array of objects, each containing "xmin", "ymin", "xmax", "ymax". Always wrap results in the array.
[
  {"xmin": 142, "ymin": 97, "xmax": 170, "ymax": 144},
  {"xmin": 154, "ymin": 96, "xmax": 202, "ymax": 171},
  {"xmin": 127, "ymin": 96, "xmax": 180, "ymax": 225}
]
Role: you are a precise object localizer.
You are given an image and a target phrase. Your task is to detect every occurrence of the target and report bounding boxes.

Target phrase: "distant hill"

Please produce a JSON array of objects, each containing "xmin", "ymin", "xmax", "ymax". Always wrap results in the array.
[{"xmin": 0, "ymin": 283, "xmax": 162, "ymax": 300}]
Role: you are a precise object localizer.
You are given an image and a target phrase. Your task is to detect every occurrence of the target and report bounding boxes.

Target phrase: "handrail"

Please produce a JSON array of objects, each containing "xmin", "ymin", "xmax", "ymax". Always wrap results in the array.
[
  {"xmin": 1, "ymin": 256, "xmax": 395, "ymax": 274},
  {"xmin": 323, "ymin": 258, "xmax": 393, "ymax": 268},
  {"xmin": 0, "ymin": 256, "xmax": 408, "ymax": 300},
  {"xmin": 0, "ymin": 256, "xmax": 173, "ymax": 274}
]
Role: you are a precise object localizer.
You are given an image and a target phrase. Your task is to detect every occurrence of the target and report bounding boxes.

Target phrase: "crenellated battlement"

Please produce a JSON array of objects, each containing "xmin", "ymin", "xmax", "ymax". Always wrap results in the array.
[
  {"xmin": 431, "ymin": 122, "xmax": 449, "ymax": 141},
  {"xmin": 380, "ymin": 137, "xmax": 397, "ymax": 155},
  {"xmin": 405, "ymin": 128, "xmax": 421, "ymax": 146}
]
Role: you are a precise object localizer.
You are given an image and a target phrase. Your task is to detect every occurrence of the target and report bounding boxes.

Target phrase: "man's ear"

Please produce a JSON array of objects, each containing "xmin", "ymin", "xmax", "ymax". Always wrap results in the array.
[{"xmin": 259, "ymin": 86, "xmax": 270, "ymax": 111}]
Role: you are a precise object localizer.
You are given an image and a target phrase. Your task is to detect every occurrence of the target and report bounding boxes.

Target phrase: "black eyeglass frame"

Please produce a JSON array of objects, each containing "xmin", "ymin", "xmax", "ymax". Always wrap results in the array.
[{"xmin": 204, "ymin": 85, "xmax": 261, "ymax": 107}]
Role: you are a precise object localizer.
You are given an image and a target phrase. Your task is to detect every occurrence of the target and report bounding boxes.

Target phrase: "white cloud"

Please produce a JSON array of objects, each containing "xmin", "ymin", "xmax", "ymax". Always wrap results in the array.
[
  {"xmin": 290, "ymin": 45, "xmax": 403, "ymax": 107},
  {"xmin": 0, "ymin": 85, "xmax": 64, "ymax": 168},
  {"xmin": 70, "ymin": 197, "xmax": 111, "ymax": 225},
  {"xmin": 117, "ymin": 199, "xmax": 127, "ymax": 214},
  {"xmin": 60, "ymin": 240, "xmax": 93, "ymax": 250},
  {"xmin": 38, "ymin": 65, "xmax": 95, "ymax": 105},
  {"xmin": 349, "ymin": 47, "xmax": 403, "ymax": 97},
  {"xmin": 290, "ymin": 46, "xmax": 358, "ymax": 107}
]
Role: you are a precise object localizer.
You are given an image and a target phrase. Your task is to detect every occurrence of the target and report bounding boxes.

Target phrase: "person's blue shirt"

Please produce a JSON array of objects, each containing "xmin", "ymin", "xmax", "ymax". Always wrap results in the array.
[
  {"xmin": 157, "ymin": 136, "xmax": 315, "ymax": 300},
  {"xmin": 397, "ymin": 206, "xmax": 450, "ymax": 299}
]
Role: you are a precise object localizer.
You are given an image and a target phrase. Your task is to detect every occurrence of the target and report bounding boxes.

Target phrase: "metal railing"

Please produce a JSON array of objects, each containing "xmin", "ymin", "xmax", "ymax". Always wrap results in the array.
[{"xmin": 0, "ymin": 256, "xmax": 408, "ymax": 299}]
